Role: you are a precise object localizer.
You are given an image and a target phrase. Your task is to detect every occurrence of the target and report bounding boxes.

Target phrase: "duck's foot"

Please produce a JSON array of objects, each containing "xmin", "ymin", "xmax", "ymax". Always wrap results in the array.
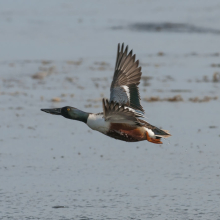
[{"xmin": 146, "ymin": 132, "xmax": 163, "ymax": 144}]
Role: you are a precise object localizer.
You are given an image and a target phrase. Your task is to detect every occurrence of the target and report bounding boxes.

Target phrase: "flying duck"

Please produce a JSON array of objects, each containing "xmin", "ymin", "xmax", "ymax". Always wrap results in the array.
[{"xmin": 41, "ymin": 43, "xmax": 171, "ymax": 144}]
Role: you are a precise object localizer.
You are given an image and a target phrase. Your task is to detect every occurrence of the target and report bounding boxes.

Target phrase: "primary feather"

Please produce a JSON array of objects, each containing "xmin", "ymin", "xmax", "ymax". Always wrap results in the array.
[{"xmin": 110, "ymin": 43, "xmax": 144, "ymax": 113}]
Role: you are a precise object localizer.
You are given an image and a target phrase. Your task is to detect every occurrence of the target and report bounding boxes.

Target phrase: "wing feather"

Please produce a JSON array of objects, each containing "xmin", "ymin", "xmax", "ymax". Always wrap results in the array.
[
  {"xmin": 110, "ymin": 43, "xmax": 144, "ymax": 113},
  {"xmin": 102, "ymin": 99, "xmax": 143, "ymax": 125}
]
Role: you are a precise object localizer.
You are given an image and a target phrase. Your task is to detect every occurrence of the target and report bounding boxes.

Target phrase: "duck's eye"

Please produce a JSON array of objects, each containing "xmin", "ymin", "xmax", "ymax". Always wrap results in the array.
[{"xmin": 67, "ymin": 108, "xmax": 70, "ymax": 111}]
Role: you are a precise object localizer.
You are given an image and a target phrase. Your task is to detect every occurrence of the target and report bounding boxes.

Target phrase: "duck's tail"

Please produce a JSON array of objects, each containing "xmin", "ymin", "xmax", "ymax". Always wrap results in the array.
[
  {"xmin": 153, "ymin": 128, "xmax": 171, "ymax": 138},
  {"xmin": 145, "ymin": 127, "xmax": 171, "ymax": 144},
  {"xmin": 139, "ymin": 119, "xmax": 171, "ymax": 139}
]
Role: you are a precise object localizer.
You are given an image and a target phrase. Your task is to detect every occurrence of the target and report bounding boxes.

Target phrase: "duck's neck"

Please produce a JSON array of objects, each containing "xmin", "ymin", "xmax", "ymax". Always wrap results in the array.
[{"xmin": 68, "ymin": 109, "xmax": 89, "ymax": 123}]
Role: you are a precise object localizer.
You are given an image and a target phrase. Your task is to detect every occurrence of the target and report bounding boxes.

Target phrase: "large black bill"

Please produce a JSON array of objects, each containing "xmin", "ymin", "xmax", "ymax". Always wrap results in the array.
[{"xmin": 41, "ymin": 108, "xmax": 61, "ymax": 115}]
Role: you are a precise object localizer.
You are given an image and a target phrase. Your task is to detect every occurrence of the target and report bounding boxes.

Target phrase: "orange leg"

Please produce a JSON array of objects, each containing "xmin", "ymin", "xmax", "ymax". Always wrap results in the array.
[{"xmin": 146, "ymin": 132, "xmax": 163, "ymax": 144}]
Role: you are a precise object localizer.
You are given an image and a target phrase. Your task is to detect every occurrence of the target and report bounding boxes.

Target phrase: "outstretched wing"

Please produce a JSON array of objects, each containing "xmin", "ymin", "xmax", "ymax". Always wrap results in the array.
[
  {"xmin": 102, "ymin": 98, "xmax": 143, "ymax": 125},
  {"xmin": 110, "ymin": 43, "xmax": 144, "ymax": 114}
]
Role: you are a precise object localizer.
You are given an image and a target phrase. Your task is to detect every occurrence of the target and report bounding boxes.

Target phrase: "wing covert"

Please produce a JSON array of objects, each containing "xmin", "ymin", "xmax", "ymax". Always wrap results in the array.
[{"xmin": 102, "ymin": 99, "xmax": 142, "ymax": 125}]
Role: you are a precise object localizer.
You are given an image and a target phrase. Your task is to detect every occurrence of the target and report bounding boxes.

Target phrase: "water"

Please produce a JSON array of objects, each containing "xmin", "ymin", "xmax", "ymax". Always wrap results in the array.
[{"xmin": 1, "ymin": 1, "xmax": 220, "ymax": 219}]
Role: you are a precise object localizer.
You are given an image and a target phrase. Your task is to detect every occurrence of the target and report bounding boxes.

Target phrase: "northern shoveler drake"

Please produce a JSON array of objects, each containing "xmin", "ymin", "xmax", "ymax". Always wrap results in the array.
[{"xmin": 41, "ymin": 43, "xmax": 171, "ymax": 144}]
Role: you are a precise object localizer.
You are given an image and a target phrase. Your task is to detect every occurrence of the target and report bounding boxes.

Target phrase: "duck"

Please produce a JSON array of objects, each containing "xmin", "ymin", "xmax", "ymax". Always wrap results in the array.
[{"xmin": 41, "ymin": 43, "xmax": 171, "ymax": 144}]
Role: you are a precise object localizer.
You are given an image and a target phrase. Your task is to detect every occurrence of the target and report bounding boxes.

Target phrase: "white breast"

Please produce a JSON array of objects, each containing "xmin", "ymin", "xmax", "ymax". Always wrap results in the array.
[{"xmin": 87, "ymin": 114, "xmax": 110, "ymax": 134}]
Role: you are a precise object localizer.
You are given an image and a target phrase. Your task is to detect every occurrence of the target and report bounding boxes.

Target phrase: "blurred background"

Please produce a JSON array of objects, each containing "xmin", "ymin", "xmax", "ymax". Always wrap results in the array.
[{"xmin": 1, "ymin": 1, "xmax": 220, "ymax": 219}]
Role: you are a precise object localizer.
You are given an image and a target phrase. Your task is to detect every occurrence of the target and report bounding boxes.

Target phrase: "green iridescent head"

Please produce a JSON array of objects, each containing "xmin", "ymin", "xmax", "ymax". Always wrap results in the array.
[{"xmin": 41, "ymin": 106, "xmax": 89, "ymax": 123}]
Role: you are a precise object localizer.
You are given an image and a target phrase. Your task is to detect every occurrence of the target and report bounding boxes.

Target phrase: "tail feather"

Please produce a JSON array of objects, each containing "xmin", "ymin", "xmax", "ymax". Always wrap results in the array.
[
  {"xmin": 161, "ymin": 129, "xmax": 170, "ymax": 134},
  {"xmin": 154, "ymin": 128, "xmax": 171, "ymax": 138},
  {"xmin": 149, "ymin": 126, "xmax": 171, "ymax": 138}
]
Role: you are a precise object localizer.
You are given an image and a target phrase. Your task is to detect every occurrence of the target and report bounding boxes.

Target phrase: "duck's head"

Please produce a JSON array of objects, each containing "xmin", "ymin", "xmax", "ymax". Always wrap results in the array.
[{"xmin": 41, "ymin": 106, "xmax": 89, "ymax": 123}]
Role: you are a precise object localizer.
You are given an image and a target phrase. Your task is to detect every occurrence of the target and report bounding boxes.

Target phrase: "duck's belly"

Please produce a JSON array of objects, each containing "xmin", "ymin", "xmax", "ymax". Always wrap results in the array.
[{"xmin": 107, "ymin": 123, "xmax": 147, "ymax": 142}]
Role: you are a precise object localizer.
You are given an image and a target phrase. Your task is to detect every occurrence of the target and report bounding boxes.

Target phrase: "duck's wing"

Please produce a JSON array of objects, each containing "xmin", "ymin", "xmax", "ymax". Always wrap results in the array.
[
  {"xmin": 102, "ymin": 98, "xmax": 143, "ymax": 125},
  {"xmin": 110, "ymin": 43, "xmax": 144, "ymax": 114}
]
